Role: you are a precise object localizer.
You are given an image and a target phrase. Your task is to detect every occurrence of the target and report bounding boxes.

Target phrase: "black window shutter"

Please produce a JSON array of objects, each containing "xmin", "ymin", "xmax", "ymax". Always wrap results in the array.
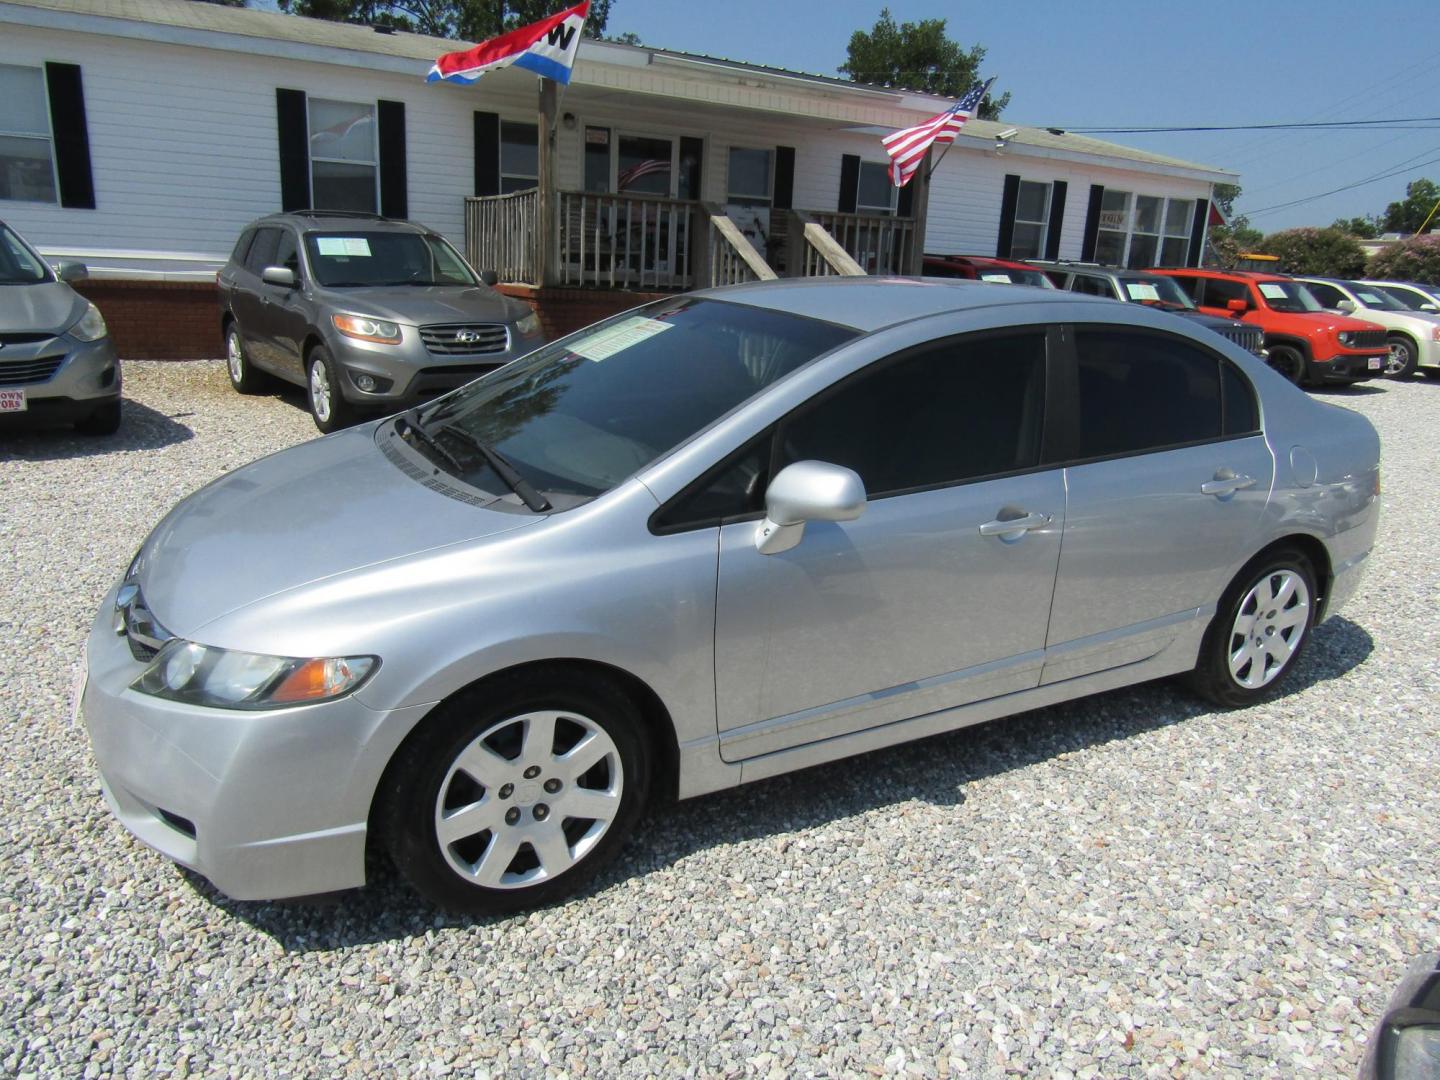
[
  {"xmin": 1080, "ymin": 184, "xmax": 1105, "ymax": 262},
  {"xmin": 44, "ymin": 63, "xmax": 95, "ymax": 210},
  {"xmin": 838, "ymin": 154, "xmax": 860, "ymax": 213},
  {"xmin": 679, "ymin": 136, "xmax": 704, "ymax": 200},
  {"xmin": 473, "ymin": 111, "xmax": 500, "ymax": 197},
  {"xmin": 897, "ymin": 176, "xmax": 915, "ymax": 219},
  {"xmin": 378, "ymin": 100, "xmax": 407, "ymax": 218},
  {"xmin": 275, "ymin": 88, "xmax": 310, "ymax": 211},
  {"xmin": 995, "ymin": 173, "xmax": 1020, "ymax": 257},
  {"xmin": 1187, "ymin": 198, "xmax": 1210, "ymax": 267},
  {"xmin": 773, "ymin": 146, "xmax": 795, "ymax": 210},
  {"xmin": 1044, "ymin": 180, "xmax": 1068, "ymax": 260}
]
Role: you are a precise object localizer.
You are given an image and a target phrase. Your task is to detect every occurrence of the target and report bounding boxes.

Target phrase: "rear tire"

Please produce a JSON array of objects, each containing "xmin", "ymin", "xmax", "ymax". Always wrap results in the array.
[
  {"xmin": 378, "ymin": 667, "xmax": 651, "ymax": 915},
  {"xmin": 1266, "ymin": 344, "xmax": 1306, "ymax": 386},
  {"xmin": 225, "ymin": 323, "xmax": 268, "ymax": 394},
  {"xmin": 307, "ymin": 346, "xmax": 359, "ymax": 433},
  {"xmin": 74, "ymin": 399, "xmax": 121, "ymax": 436},
  {"xmin": 1188, "ymin": 547, "xmax": 1318, "ymax": 708},
  {"xmin": 1384, "ymin": 334, "xmax": 1417, "ymax": 379}
]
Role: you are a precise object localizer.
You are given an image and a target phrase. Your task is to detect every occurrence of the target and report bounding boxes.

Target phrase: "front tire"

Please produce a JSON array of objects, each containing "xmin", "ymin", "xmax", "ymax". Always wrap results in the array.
[
  {"xmin": 378, "ymin": 668, "xmax": 651, "ymax": 914},
  {"xmin": 306, "ymin": 346, "xmax": 359, "ymax": 433},
  {"xmin": 225, "ymin": 323, "xmax": 268, "ymax": 394},
  {"xmin": 1384, "ymin": 334, "xmax": 1417, "ymax": 379},
  {"xmin": 1266, "ymin": 344, "xmax": 1306, "ymax": 386},
  {"xmin": 1188, "ymin": 547, "xmax": 1318, "ymax": 708}
]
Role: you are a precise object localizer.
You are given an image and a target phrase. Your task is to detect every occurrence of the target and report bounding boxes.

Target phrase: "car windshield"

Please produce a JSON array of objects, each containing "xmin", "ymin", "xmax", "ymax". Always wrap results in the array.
[
  {"xmin": 304, "ymin": 231, "xmax": 477, "ymax": 288},
  {"xmin": 976, "ymin": 267, "xmax": 1050, "ymax": 288},
  {"xmin": 1374, "ymin": 284, "xmax": 1439, "ymax": 311},
  {"xmin": 1256, "ymin": 280, "xmax": 1323, "ymax": 313},
  {"xmin": 1119, "ymin": 275, "xmax": 1194, "ymax": 309},
  {"xmin": 1343, "ymin": 282, "xmax": 1405, "ymax": 311},
  {"xmin": 0, "ymin": 223, "xmax": 51, "ymax": 285},
  {"xmin": 414, "ymin": 297, "xmax": 857, "ymax": 504}
]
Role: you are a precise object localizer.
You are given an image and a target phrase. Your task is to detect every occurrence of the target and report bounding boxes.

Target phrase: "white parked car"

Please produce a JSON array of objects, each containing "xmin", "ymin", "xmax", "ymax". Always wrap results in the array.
[{"xmin": 1296, "ymin": 277, "xmax": 1440, "ymax": 379}]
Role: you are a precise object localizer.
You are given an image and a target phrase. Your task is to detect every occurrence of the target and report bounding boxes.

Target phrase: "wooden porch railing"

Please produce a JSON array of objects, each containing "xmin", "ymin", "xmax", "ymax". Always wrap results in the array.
[
  {"xmin": 703, "ymin": 202, "xmax": 777, "ymax": 287},
  {"xmin": 556, "ymin": 191, "xmax": 698, "ymax": 290},
  {"xmin": 804, "ymin": 210, "xmax": 915, "ymax": 276},
  {"xmin": 464, "ymin": 189, "xmax": 540, "ymax": 286},
  {"xmin": 791, "ymin": 212, "xmax": 866, "ymax": 277}
]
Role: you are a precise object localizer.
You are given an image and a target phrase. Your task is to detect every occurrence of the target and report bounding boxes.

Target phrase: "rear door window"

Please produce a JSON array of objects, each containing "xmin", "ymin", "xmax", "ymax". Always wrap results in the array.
[
  {"xmin": 1198, "ymin": 277, "xmax": 1248, "ymax": 309},
  {"xmin": 244, "ymin": 228, "xmax": 281, "ymax": 274}
]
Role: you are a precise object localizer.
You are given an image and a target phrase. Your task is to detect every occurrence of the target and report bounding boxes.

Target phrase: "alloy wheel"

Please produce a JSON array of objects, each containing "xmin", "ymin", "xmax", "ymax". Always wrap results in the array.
[
  {"xmin": 309, "ymin": 360, "xmax": 332, "ymax": 424},
  {"xmin": 1384, "ymin": 339, "xmax": 1414, "ymax": 377},
  {"xmin": 1227, "ymin": 569, "xmax": 1310, "ymax": 689},
  {"xmin": 433, "ymin": 710, "xmax": 623, "ymax": 889},
  {"xmin": 227, "ymin": 331, "xmax": 245, "ymax": 383}
]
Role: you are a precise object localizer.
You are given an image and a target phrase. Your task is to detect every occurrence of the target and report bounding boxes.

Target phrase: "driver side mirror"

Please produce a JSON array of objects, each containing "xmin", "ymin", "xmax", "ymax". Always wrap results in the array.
[
  {"xmin": 1226, "ymin": 298, "xmax": 1248, "ymax": 314},
  {"xmin": 1336, "ymin": 298, "xmax": 1356, "ymax": 313},
  {"xmin": 755, "ymin": 460, "xmax": 867, "ymax": 555},
  {"xmin": 480, "ymin": 270, "xmax": 500, "ymax": 287},
  {"xmin": 261, "ymin": 266, "xmax": 296, "ymax": 288},
  {"xmin": 1422, "ymin": 303, "xmax": 1437, "ymax": 313},
  {"xmin": 54, "ymin": 260, "xmax": 89, "ymax": 283}
]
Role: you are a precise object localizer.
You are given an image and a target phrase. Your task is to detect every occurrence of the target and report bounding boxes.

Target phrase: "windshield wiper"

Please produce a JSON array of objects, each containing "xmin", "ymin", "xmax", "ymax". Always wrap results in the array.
[
  {"xmin": 433, "ymin": 424, "xmax": 552, "ymax": 512},
  {"xmin": 395, "ymin": 413, "xmax": 465, "ymax": 474}
]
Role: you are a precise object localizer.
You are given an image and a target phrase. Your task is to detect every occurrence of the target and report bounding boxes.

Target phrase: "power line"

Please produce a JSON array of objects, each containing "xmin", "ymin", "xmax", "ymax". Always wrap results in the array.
[
  {"xmin": 1243, "ymin": 153, "xmax": 1440, "ymax": 219},
  {"xmin": 1062, "ymin": 116, "xmax": 1440, "ymax": 134}
]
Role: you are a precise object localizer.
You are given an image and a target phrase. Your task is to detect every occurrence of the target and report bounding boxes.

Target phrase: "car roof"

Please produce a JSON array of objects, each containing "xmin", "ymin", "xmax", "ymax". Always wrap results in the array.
[
  {"xmin": 249, "ymin": 211, "xmax": 428, "ymax": 233},
  {"xmin": 1155, "ymin": 268, "xmax": 1290, "ymax": 282},
  {"xmin": 694, "ymin": 276, "xmax": 1115, "ymax": 332},
  {"xmin": 924, "ymin": 254, "xmax": 1040, "ymax": 272}
]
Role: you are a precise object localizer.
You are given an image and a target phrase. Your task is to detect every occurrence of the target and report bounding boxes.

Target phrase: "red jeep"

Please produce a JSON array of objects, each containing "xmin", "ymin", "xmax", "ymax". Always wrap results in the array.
[
  {"xmin": 922, "ymin": 254, "xmax": 1055, "ymax": 289},
  {"xmin": 1152, "ymin": 269, "xmax": 1387, "ymax": 385}
]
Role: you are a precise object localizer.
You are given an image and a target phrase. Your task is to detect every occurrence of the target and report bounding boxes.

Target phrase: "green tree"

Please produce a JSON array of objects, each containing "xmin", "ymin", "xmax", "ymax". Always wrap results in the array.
[
  {"xmin": 1205, "ymin": 183, "xmax": 1262, "ymax": 268},
  {"xmin": 1254, "ymin": 227, "xmax": 1367, "ymax": 278},
  {"xmin": 1381, "ymin": 178, "xmax": 1440, "ymax": 235},
  {"xmin": 1331, "ymin": 215, "xmax": 1381, "ymax": 239},
  {"xmin": 1368, "ymin": 235, "xmax": 1440, "ymax": 284},
  {"xmin": 839, "ymin": 8, "xmax": 1008, "ymax": 118},
  {"xmin": 277, "ymin": 0, "xmax": 610, "ymax": 42}
]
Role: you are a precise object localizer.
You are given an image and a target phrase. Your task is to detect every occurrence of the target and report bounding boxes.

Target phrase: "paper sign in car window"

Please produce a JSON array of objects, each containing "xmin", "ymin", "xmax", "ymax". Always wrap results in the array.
[
  {"xmin": 569, "ymin": 317, "xmax": 673, "ymax": 362},
  {"xmin": 1258, "ymin": 283, "xmax": 1289, "ymax": 300},
  {"xmin": 1355, "ymin": 291, "xmax": 1384, "ymax": 305},
  {"xmin": 317, "ymin": 238, "xmax": 372, "ymax": 257},
  {"xmin": 1124, "ymin": 283, "xmax": 1161, "ymax": 301},
  {"xmin": 979, "ymin": 273, "xmax": 1014, "ymax": 283}
]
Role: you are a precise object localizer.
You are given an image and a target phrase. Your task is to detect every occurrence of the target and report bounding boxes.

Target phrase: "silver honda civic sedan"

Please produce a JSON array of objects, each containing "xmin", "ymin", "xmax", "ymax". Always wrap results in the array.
[{"xmin": 80, "ymin": 279, "xmax": 1381, "ymax": 913}]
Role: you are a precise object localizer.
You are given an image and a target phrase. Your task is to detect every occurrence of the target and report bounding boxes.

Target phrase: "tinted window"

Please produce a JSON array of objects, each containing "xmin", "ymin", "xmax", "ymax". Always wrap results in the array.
[
  {"xmin": 1304, "ymin": 281, "xmax": 1346, "ymax": 308},
  {"xmin": 304, "ymin": 231, "xmax": 476, "ymax": 287},
  {"xmin": 1199, "ymin": 277, "xmax": 1248, "ymax": 309},
  {"xmin": 230, "ymin": 228, "xmax": 256, "ymax": 266},
  {"xmin": 274, "ymin": 230, "xmax": 300, "ymax": 275},
  {"xmin": 1221, "ymin": 361, "xmax": 1259, "ymax": 436},
  {"xmin": 778, "ymin": 333, "xmax": 1046, "ymax": 497},
  {"xmin": 1375, "ymin": 284, "xmax": 1433, "ymax": 311},
  {"xmin": 1070, "ymin": 275, "xmax": 1116, "ymax": 298},
  {"xmin": 1075, "ymin": 330, "xmax": 1222, "ymax": 458},
  {"xmin": 654, "ymin": 437, "xmax": 771, "ymax": 530},
  {"xmin": 244, "ymin": 228, "xmax": 281, "ymax": 274}
]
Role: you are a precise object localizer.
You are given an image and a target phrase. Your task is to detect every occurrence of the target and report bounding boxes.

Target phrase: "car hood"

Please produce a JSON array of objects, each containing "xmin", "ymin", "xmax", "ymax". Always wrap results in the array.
[
  {"xmin": 320, "ymin": 285, "xmax": 530, "ymax": 327},
  {"xmin": 132, "ymin": 425, "xmax": 540, "ymax": 638},
  {"xmin": 0, "ymin": 280, "xmax": 86, "ymax": 336}
]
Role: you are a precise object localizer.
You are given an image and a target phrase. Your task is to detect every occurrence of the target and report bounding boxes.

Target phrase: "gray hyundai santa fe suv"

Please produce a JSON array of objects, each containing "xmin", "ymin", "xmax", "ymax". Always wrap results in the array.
[{"xmin": 218, "ymin": 211, "xmax": 545, "ymax": 432}]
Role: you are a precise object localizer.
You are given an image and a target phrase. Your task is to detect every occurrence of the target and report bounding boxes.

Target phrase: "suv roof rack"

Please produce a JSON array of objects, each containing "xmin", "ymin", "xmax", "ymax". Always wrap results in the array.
[{"xmin": 290, "ymin": 209, "xmax": 391, "ymax": 221}]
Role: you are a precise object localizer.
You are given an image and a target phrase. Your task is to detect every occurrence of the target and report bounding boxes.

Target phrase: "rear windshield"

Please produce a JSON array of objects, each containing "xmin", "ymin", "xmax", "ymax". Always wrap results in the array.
[
  {"xmin": 1256, "ymin": 280, "xmax": 1322, "ymax": 313},
  {"xmin": 0, "ymin": 223, "xmax": 51, "ymax": 285},
  {"xmin": 303, "ymin": 231, "xmax": 477, "ymax": 288},
  {"xmin": 416, "ymin": 297, "xmax": 858, "ymax": 504}
]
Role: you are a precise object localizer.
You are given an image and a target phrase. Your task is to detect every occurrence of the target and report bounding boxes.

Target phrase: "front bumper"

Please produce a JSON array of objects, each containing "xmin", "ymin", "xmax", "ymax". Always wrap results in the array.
[
  {"xmin": 80, "ymin": 584, "xmax": 431, "ymax": 901},
  {"xmin": 327, "ymin": 328, "xmax": 545, "ymax": 410},
  {"xmin": 0, "ymin": 335, "xmax": 120, "ymax": 425},
  {"xmin": 1313, "ymin": 350, "xmax": 1385, "ymax": 382}
]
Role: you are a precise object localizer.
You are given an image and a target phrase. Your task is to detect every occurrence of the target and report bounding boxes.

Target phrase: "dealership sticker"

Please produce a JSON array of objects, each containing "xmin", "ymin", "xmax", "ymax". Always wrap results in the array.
[
  {"xmin": 979, "ymin": 273, "xmax": 1014, "ymax": 284},
  {"xmin": 1125, "ymin": 283, "xmax": 1160, "ymax": 301},
  {"xmin": 316, "ymin": 237, "xmax": 372, "ymax": 257},
  {"xmin": 569, "ymin": 317, "xmax": 673, "ymax": 362},
  {"xmin": 1258, "ymin": 283, "xmax": 1289, "ymax": 300}
]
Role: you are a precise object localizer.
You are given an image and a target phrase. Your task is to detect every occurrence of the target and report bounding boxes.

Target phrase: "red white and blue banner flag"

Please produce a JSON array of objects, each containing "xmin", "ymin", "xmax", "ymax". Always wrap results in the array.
[
  {"xmin": 428, "ymin": 1, "xmax": 590, "ymax": 85},
  {"xmin": 881, "ymin": 77, "xmax": 995, "ymax": 188}
]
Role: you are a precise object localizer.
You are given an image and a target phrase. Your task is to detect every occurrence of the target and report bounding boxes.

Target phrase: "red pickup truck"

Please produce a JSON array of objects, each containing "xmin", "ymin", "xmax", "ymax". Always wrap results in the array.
[{"xmin": 1151, "ymin": 269, "xmax": 1388, "ymax": 385}]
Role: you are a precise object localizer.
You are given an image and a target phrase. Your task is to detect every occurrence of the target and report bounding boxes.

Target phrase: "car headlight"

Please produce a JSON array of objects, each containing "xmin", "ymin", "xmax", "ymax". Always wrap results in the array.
[
  {"xmin": 68, "ymin": 302, "xmax": 108, "ymax": 342},
  {"xmin": 515, "ymin": 312, "xmax": 542, "ymax": 337},
  {"xmin": 332, "ymin": 314, "xmax": 402, "ymax": 344},
  {"xmin": 132, "ymin": 639, "xmax": 377, "ymax": 710},
  {"xmin": 1337, "ymin": 331, "xmax": 1355, "ymax": 347}
]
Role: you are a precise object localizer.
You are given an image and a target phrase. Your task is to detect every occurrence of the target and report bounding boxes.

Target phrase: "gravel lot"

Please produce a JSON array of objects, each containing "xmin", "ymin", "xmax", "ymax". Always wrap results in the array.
[{"xmin": 2, "ymin": 361, "xmax": 1436, "ymax": 1078}]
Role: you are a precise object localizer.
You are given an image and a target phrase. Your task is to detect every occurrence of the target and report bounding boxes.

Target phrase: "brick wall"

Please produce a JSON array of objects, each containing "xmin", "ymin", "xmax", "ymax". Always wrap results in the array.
[{"xmin": 75, "ymin": 280, "xmax": 224, "ymax": 361}]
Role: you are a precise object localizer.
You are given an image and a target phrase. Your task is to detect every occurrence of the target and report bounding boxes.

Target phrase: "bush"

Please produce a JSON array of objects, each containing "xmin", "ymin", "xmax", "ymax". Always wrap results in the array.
[
  {"xmin": 1253, "ymin": 227, "xmax": 1368, "ymax": 277},
  {"xmin": 1367, "ymin": 235, "xmax": 1440, "ymax": 284}
]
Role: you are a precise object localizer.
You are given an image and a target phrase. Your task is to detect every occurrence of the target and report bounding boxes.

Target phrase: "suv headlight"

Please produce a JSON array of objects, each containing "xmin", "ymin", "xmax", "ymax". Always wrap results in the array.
[
  {"xmin": 68, "ymin": 302, "xmax": 108, "ymax": 342},
  {"xmin": 1337, "ymin": 331, "xmax": 1357, "ymax": 347},
  {"xmin": 133, "ymin": 640, "xmax": 377, "ymax": 710},
  {"xmin": 332, "ymin": 314, "xmax": 402, "ymax": 344},
  {"xmin": 516, "ymin": 312, "xmax": 542, "ymax": 337}
]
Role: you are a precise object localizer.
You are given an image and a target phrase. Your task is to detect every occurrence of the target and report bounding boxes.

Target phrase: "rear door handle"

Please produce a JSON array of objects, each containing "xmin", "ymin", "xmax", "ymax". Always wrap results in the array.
[
  {"xmin": 1201, "ymin": 471, "xmax": 1257, "ymax": 497},
  {"xmin": 978, "ymin": 511, "xmax": 1052, "ymax": 537}
]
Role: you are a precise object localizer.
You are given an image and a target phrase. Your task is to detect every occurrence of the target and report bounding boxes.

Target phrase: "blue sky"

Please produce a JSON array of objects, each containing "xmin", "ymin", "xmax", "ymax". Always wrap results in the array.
[{"xmin": 602, "ymin": 0, "xmax": 1440, "ymax": 232}]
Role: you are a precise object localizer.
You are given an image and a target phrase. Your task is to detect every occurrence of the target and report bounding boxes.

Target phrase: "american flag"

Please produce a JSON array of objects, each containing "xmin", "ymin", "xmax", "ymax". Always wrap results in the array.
[{"xmin": 882, "ymin": 77, "xmax": 995, "ymax": 188}]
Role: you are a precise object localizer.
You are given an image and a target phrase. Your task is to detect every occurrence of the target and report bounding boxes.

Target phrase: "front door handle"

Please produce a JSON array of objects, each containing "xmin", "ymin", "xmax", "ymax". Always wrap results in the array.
[
  {"xmin": 1201, "ymin": 470, "xmax": 1257, "ymax": 497},
  {"xmin": 978, "ymin": 510, "xmax": 1052, "ymax": 538}
]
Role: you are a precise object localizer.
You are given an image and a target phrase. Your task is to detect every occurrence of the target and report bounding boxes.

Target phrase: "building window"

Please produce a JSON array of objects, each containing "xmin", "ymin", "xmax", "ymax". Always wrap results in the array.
[
  {"xmin": 308, "ymin": 98, "xmax": 377, "ymax": 213},
  {"xmin": 1095, "ymin": 190, "xmax": 1195, "ymax": 268},
  {"xmin": 0, "ymin": 64, "xmax": 58, "ymax": 204},
  {"xmin": 727, "ymin": 148, "xmax": 772, "ymax": 207},
  {"xmin": 1010, "ymin": 180, "xmax": 1051, "ymax": 259},
  {"xmin": 856, "ymin": 161, "xmax": 897, "ymax": 215},
  {"xmin": 500, "ymin": 121, "xmax": 538, "ymax": 194}
]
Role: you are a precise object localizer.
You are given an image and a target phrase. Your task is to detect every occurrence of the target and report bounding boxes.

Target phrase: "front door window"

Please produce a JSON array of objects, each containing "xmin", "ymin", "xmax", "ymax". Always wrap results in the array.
[{"xmin": 617, "ymin": 134, "xmax": 674, "ymax": 196}]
